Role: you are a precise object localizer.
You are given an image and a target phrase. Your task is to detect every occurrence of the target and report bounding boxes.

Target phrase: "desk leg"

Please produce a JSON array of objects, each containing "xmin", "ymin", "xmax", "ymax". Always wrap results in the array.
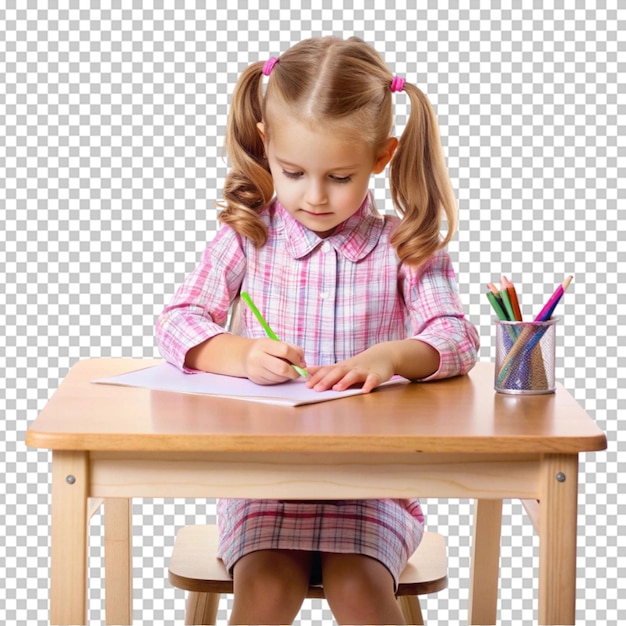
[
  {"xmin": 104, "ymin": 498, "xmax": 133, "ymax": 625},
  {"xmin": 538, "ymin": 454, "xmax": 578, "ymax": 625},
  {"xmin": 51, "ymin": 450, "xmax": 89, "ymax": 625},
  {"xmin": 469, "ymin": 499, "xmax": 502, "ymax": 625}
]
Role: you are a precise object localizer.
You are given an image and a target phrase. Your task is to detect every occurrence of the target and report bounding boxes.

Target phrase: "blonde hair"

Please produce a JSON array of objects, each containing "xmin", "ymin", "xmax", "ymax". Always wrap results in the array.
[{"xmin": 219, "ymin": 36, "xmax": 457, "ymax": 268}]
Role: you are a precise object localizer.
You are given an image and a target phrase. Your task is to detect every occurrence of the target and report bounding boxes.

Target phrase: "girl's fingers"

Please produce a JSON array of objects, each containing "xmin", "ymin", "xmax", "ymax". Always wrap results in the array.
[
  {"xmin": 306, "ymin": 365, "xmax": 384, "ymax": 393},
  {"xmin": 245, "ymin": 339, "xmax": 305, "ymax": 384}
]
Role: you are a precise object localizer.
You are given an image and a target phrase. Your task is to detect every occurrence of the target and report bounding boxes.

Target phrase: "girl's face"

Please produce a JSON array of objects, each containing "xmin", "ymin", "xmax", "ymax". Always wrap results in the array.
[{"xmin": 258, "ymin": 115, "xmax": 397, "ymax": 238}]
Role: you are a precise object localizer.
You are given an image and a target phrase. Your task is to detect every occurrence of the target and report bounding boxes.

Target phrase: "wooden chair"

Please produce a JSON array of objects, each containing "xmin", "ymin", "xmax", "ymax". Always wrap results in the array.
[{"xmin": 168, "ymin": 524, "xmax": 448, "ymax": 625}]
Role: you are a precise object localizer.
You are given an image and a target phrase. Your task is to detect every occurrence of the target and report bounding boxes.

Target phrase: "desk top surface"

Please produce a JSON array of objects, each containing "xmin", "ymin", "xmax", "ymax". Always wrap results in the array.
[{"xmin": 25, "ymin": 359, "xmax": 607, "ymax": 454}]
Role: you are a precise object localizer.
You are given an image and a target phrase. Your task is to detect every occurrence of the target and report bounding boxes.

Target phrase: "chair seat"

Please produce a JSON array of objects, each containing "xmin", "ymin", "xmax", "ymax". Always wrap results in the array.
[{"xmin": 168, "ymin": 524, "xmax": 448, "ymax": 598}]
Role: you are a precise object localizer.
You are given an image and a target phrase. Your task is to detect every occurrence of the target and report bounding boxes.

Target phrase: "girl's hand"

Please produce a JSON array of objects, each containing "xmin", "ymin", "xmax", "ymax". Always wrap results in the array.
[
  {"xmin": 243, "ymin": 338, "xmax": 308, "ymax": 386},
  {"xmin": 305, "ymin": 344, "xmax": 396, "ymax": 394},
  {"xmin": 305, "ymin": 340, "xmax": 441, "ymax": 394}
]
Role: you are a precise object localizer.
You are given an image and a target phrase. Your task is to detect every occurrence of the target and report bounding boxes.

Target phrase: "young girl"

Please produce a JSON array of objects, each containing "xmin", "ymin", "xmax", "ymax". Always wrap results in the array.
[{"xmin": 157, "ymin": 36, "xmax": 479, "ymax": 625}]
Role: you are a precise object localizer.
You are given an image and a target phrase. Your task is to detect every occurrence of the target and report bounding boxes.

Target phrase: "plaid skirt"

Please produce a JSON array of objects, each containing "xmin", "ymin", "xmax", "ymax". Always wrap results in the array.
[{"xmin": 216, "ymin": 498, "xmax": 424, "ymax": 588}]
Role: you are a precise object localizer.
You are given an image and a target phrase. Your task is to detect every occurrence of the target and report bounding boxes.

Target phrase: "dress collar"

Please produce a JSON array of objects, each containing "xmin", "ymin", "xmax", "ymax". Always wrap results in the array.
[{"xmin": 277, "ymin": 194, "xmax": 386, "ymax": 262}]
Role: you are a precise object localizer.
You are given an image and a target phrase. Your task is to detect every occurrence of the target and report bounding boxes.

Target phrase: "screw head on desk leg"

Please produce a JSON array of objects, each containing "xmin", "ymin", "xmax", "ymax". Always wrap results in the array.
[
  {"xmin": 556, "ymin": 472, "xmax": 566, "ymax": 482},
  {"xmin": 66, "ymin": 474, "xmax": 76, "ymax": 485}
]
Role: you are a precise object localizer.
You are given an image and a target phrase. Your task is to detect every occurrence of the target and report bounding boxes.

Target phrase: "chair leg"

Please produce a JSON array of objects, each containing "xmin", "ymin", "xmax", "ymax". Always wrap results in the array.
[
  {"xmin": 397, "ymin": 595, "xmax": 424, "ymax": 625},
  {"xmin": 185, "ymin": 591, "xmax": 220, "ymax": 625}
]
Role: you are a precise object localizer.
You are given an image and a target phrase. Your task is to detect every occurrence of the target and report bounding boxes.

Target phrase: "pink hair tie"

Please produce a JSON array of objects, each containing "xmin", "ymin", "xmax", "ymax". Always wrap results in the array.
[
  {"xmin": 390, "ymin": 76, "xmax": 405, "ymax": 93},
  {"xmin": 262, "ymin": 57, "xmax": 280, "ymax": 76}
]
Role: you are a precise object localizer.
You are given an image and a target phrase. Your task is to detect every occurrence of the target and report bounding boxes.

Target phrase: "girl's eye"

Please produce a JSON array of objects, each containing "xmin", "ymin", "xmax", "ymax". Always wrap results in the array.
[
  {"xmin": 282, "ymin": 170, "xmax": 302, "ymax": 179},
  {"xmin": 281, "ymin": 170, "xmax": 351, "ymax": 183}
]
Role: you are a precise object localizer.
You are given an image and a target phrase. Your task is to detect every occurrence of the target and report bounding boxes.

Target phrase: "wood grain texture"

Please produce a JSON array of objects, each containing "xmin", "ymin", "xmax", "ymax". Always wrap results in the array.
[
  {"xmin": 26, "ymin": 359, "xmax": 607, "ymax": 454},
  {"xmin": 88, "ymin": 451, "xmax": 542, "ymax": 500},
  {"xmin": 50, "ymin": 451, "xmax": 89, "ymax": 626},
  {"xmin": 104, "ymin": 498, "xmax": 132, "ymax": 625},
  {"xmin": 168, "ymin": 525, "xmax": 447, "ymax": 596},
  {"xmin": 469, "ymin": 499, "xmax": 502, "ymax": 625},
  {"xmin": 538, "ymin": 454, "xmax": 579, "ymax": 625},
  {"xmin": 30, "ymin": 359, "xmax": 606, "ymax": 626}
]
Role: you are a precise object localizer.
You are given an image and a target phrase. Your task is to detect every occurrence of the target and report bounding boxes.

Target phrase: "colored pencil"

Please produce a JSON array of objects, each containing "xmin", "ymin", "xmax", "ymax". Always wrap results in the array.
[
  {"xmin": 497, "ymin": 276, "xmax": 573, "ymax": 387},
  {"xmin": 240, "ymin": 292, "xmax": 308, "ymax": 378},
  {"xmin": 487, "ymin": 290, "xmax": 508, "ymax": 321},
  {"xmin": 534, "ymin": 275, "xmax": 573, "ymax": 322},
  {"xmin": 501, "ymin": 276, "xmax": 523, "ymax": 321},
  {"xmin": 499, "ymin": 287, "xmax": 516, "ymax": 322},
  {"xmin": 487, "ymin": 283, "xmax": 500, "ymax": 296}
]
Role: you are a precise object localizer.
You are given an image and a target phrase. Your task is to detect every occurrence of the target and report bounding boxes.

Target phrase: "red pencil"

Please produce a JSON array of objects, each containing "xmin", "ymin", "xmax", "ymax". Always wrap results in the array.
[{"xmin": 501, "ymin": 276, "xmax": 523, "ymax": 321}]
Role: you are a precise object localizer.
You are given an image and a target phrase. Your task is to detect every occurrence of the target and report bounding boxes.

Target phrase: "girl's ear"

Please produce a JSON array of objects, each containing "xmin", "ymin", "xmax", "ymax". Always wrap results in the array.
[
  {"xmin": 257, "ymin": 122, "xmax": 267, "ymax": 145},
  {"xmin": 372, "ymin": 137, "xmax": 399, "ymax": 174}
]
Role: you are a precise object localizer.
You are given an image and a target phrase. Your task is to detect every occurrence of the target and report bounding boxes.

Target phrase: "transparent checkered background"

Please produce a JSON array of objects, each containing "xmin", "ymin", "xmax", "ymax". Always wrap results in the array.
[{"xmin": 1, "ymin": 3, "xmax": 624, "ymax": 625}]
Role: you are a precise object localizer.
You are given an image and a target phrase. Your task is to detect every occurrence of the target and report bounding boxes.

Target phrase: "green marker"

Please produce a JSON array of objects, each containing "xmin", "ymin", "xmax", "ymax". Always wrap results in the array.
[{"xmin": 240, "ymin": 292, "xmax": 308, "ymax": 378}]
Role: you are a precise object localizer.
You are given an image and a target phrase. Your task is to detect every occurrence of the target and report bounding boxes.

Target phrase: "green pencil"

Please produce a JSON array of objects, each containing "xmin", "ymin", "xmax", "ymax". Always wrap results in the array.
[
  {"xmin": 240, "ymin": 292, "xmax": 308, "ymax": 378},
  {"xmin": 486, "ymin": 291, "xmax": 509, "ymax": 321},
  {"xmin": 499, "ymin": 288, "xmax": 517, "ymax": 322}
]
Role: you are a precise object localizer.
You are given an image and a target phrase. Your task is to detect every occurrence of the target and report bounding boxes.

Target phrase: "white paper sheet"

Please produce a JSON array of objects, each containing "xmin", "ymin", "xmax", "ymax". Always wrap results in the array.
[{"xmin": 94, "ymin": 362, "xmax": 408, "ymax": 406}]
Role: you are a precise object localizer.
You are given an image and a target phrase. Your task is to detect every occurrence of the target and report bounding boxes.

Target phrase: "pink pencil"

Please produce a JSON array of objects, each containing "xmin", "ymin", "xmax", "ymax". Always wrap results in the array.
[{"xmin": 534, "ymin": 275, "xmax": 573, "ymax": 322}]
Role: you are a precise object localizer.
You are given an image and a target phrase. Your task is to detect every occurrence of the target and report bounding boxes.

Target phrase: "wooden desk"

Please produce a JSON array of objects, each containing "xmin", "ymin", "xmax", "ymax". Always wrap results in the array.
[{"xmin": 26, "ymin": 359, "xmax": 606, "ymax": 625}]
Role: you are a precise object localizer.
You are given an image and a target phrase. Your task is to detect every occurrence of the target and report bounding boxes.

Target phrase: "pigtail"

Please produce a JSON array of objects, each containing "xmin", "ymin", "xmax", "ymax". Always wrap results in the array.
[
  {"xmin": 215, "ymin": 38, "xmax": 457, "ymax": 260},
  {"xmin": 218, "ymin": 62, "xmax": 274, "ymax": 247},
  {"xmin": 389, "ymin": 83, "xmax": 458, "ymax": 268}
]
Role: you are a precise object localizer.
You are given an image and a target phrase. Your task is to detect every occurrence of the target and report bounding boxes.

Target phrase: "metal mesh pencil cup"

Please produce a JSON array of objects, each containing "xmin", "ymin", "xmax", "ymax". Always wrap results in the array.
[{"xmin": 494, "ymin": 318, "xmax": 558, "ymax": 394}]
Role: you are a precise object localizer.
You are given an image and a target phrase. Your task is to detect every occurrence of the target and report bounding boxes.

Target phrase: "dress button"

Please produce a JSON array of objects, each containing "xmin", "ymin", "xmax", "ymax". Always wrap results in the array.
[
  {"xmin": 320, "ymin": 291, "xmax": 329, "ymax": 299},
  {"xmin": 321, "ymin": 242, "xmax": 331, "ymax": 253}
]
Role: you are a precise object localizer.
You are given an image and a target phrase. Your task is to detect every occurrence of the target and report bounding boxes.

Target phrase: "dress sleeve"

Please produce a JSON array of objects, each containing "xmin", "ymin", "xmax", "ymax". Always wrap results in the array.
[
  {"xmin": 401, "ymin": 249, "xmax": 480, "ymax": 380},
  {"xmin": 155, "ymin": 225, "xmax": 247, "ymax": 372}
]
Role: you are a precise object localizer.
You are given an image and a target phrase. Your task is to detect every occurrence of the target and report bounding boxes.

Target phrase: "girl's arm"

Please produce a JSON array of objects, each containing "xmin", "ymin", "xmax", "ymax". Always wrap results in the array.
[
  {"xmin": 157, "ymin": 221, "xmax": 307, "ymax": 385},
  {"xmin": 306, "ymin": 338, "xmax": 440, "ymax": 393},
  {"xmin": 186, "ymin": 333, "xmax": 307, "ymax": 385},
  {"xmin": 155, "ymin": 226, "xmax": 245, "ymax": 372},
  {"xmin": 306, "ymin": 250, "xmax": 479, "ymax": 393}
]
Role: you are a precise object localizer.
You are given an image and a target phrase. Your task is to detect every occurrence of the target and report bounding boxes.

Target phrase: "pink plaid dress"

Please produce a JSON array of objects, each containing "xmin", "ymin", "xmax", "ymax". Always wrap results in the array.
[{"xmin": 156, "ymin": 195, "xmax": 479, "ymax": 586}]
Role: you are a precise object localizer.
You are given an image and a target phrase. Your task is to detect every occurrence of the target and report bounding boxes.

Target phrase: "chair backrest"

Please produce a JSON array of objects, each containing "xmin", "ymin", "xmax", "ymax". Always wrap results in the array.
[{"xmin": 227, "ymin": 297, "xmax": 243, "ymax": 335}]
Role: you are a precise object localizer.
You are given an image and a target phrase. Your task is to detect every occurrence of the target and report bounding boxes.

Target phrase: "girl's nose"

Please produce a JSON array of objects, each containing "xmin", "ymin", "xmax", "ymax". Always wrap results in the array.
[{"xmin": 305, "ymin": 181, "xmax": 328, "ymax": 206}]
